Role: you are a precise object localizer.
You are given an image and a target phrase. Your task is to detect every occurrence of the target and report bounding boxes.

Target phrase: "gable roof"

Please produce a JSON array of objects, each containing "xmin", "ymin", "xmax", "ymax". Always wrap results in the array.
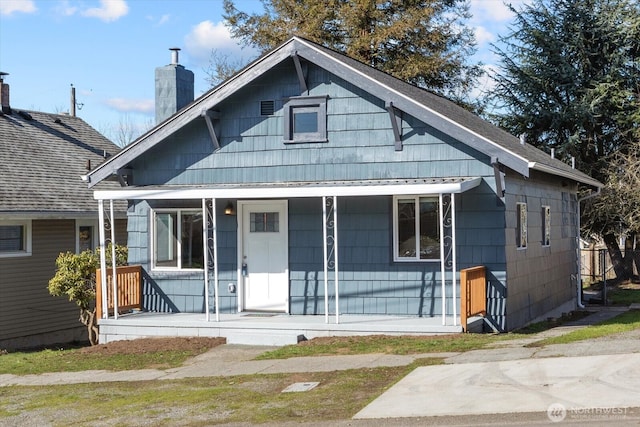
[
  {"xmin": 85, "ymin": 36, "xmax": 602, "ymax": 189},
  {"xmin": 0, "ymin": 109, "xmax": 122, "ymax": 217}
]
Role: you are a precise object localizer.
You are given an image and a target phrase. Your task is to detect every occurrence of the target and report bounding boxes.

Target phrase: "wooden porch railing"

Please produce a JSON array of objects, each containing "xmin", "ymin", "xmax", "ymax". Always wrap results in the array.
[
  {"xmin": 460, "ymin": 266, "xmax": 486, "ymax": 332},
  {"xmin": 96, "ymin": 265, "xmax": 143, "ymax": 318}
]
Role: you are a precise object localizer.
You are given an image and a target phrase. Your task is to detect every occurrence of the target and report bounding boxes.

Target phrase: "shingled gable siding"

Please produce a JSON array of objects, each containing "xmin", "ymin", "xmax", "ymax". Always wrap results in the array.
[
  {"xmin": 503, "ymin": 171, "xmax": 578, "ymax": 330},
  {"xmin": 129, "ymin": 61, "xmax": 489, "ymax": 186},
  {"xmin": 122, "ymin": 60, "xmax": 507, "ymax": 316}
]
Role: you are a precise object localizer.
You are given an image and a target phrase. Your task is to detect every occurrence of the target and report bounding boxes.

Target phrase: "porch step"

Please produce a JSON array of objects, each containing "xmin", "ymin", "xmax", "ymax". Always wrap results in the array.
[{"xmin": 98, "ymin": 313, "xmax": 463, "ymax": 346}]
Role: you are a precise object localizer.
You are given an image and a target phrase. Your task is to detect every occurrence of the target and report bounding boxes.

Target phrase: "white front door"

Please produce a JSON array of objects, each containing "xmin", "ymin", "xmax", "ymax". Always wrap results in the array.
[{"xmin": 240, "ymin": 200, "xmax": 289, "ymax": 312}]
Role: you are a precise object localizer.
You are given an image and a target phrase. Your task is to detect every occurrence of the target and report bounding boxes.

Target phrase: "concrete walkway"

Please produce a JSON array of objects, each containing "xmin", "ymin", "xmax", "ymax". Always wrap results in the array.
[
  {"xmin": 2, "ymin": 306, "xmax": 639, "ymax": 422},
  {"xmin": 0, "ymin": 345, "xmax": 457, "ymax": 386}
]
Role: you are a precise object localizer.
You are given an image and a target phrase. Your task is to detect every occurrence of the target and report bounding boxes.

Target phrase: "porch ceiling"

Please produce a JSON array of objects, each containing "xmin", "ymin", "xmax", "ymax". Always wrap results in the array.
[{"xmin": 93, "ymin": 177, "xmax": 482, "ymax": 200}]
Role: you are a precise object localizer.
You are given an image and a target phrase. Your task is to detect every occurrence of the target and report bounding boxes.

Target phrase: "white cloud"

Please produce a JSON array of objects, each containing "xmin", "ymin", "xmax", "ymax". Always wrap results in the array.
[
  {"xmin": 470, "ymin": 0, "xmax": 525, "ymax": 23},
  {"xmin": 474, "ymin": 26, "xmax": 495, "ymax": 46},
  {"xmin": 54, "ymin": 1, "xmax": 77, "ymax": 17},
  {"xmin": 184, "ymin": 20, "xmax": 253, "ymax": 66},
  {"xmin": 0, "ymin": 0, "xmax": 36, "ymax": 16},
  {"xmin": 81, "ymin": 0, "xmax": 128, "ymax": 22},
  {"xmin": 105, "ymin": 97, "xmax": 154, "ymax": 113},
  {"xmin": 157, "ymin": 14, "xmax": 170, "ymax": 26},
  {"xmin": 146, "ymin": 13, "xmax": 171, "ymax": 26}
]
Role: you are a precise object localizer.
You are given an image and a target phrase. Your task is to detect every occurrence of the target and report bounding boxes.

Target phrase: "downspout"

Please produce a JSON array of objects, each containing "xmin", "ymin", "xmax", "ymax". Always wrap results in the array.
[{"xmin": 577, "ymin": 187, "xmax": 602, "ymax": 308}]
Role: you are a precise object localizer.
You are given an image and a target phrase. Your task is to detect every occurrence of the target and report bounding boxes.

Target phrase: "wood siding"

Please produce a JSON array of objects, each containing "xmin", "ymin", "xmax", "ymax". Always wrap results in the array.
[{"xmin": 0, "ymin": 219, "xmax": 127, "ymax": 349}]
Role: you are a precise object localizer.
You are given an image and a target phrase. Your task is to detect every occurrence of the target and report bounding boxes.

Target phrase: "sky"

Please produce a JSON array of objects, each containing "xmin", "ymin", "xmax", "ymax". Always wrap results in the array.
[{"xmin": 0, "ymin": 0, "xmax": 530, "ymax": 144}]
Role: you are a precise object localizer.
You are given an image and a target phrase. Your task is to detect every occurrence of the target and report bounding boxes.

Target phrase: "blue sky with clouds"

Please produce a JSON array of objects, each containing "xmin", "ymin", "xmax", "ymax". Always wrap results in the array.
[{"xmin": 0, "ymin": 0, "xmax": 528, "ymax": 142}]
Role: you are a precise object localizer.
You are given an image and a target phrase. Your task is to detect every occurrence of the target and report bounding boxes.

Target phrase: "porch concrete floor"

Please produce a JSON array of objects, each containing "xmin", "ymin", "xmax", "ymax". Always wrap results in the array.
[{"xmin": 98, "ymin": 312, "xmax": 463, "ymax": 346}]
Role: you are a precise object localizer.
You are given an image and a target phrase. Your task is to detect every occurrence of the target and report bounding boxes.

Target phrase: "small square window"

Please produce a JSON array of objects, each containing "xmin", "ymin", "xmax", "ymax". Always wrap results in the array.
[
  {"xmin": 293, "ymin": 109, "xmax": 318, "ymax": 133},
  {"xmin": 283, "ymin": 96, "xmax": 327, "ymax": 143}
]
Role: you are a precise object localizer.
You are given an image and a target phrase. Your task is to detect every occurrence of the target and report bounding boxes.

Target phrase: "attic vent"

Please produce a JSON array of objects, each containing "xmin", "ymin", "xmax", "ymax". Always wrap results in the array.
[
  {"xmin": 55, "ymin": 118, "xmax": 62, "ymax": 124},
  {"xmin": 260, "ymin": 100, "xmax": 275, "ymax": 116},
  {"xmin": 18, "ymin": 110, "xmax": 32, "ymax": 120}
]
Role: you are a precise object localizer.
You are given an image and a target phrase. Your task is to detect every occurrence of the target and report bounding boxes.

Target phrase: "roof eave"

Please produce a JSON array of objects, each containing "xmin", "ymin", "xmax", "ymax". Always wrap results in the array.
[
  {"xmin": 93, "ymin": 177, "xmax": 483, "ymax": 201},
  {"xmin": 529, "ymin": 162, "xmax": 603, "ymax": 188}
]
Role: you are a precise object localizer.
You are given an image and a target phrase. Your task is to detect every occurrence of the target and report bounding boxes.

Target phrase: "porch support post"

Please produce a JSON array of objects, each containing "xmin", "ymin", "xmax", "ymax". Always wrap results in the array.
[
  {"xmin": 333, "ymin": 196, "xmax": 340, "ymax": 324},
  {"xmin": 322, "ymin": 196, "xmax": 339, "ymax": 323},
  {"xmin": 202, "ymin": 199, "xmax": 211, "ymax": 322},
  {"xmin": 212, "ymin": 199, "xmax": 220, "ymax": 322},
  {"xmin": 451, "ymin": 193, "xmax": 457, "ymax": 326},
  {"xmin": 322, "ymin": 197, "xmax": 329, "ymax": 323},
  {"xmin": 98, "ymin": 200, "xmax": 108, "ymax": 319},
  {"xmin": 109, "ymin": 200, "xmax": 118, "ymax": 320},
  {"xmin": 439, "ymin": 194, "xmax": 446, "ymax": 325},
  {"xmin": 203, "ymin": 199, "xmax": 219, "ymax": 322}
]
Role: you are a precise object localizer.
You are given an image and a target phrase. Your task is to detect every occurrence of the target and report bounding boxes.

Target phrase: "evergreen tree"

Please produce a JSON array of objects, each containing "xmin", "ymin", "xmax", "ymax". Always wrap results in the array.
[
  {"xmin": 489, "ymin": 0, "xmax": 640, "ymax": 279},
  {"xmin": 222, "ymin": 0, "xmax": 482, "ymax": 107},
  {"xmin": 490, "ymin": 0, "xmax": 640, "ymax": 180}
]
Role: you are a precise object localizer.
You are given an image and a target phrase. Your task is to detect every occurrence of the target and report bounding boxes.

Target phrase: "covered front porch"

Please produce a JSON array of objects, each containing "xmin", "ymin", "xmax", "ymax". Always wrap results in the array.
[
  {"xmin": 98, "ymin": 311, "xmax": 463, "ymax": 346},
  {"xmin": 94, "ymin": 178, "xmax": 485, "ymax": 345}
]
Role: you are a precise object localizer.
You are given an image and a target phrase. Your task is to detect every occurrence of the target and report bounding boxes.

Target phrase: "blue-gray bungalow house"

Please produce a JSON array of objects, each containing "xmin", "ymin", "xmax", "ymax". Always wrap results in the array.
[{"xmin": 85, "ymin": 37, "xmax": 601, "ymax": 344}]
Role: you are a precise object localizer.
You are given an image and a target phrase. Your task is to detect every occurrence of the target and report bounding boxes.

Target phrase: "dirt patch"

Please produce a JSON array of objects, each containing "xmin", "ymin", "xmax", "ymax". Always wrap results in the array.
[{"xmin": 78, "ymin": 337, "xmax": 226, "ymax": 356}]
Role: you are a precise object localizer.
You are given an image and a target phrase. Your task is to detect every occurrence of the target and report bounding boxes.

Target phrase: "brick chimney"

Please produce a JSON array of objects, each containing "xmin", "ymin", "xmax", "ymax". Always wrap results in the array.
[
  {"xmin": 155, "ymin": 48, "xmax": 194, "ymax": 124},
  {"xmin": 0, "ymin": 72, "xmax": 11, "ymax": 114}
]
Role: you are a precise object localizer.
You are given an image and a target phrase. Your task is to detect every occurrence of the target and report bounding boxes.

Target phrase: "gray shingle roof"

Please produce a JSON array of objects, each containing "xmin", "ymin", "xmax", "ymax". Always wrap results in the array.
[
  {"xmin": 306, "ymin": 39, "xmax": 601, "ymax": 187},
  {"xmin": 0, "ymin": 109, "xmax": 122, "ymax": 216}
]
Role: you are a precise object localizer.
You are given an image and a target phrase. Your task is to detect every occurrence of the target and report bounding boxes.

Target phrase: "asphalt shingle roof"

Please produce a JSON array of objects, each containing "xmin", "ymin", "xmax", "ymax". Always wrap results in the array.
[
  {"xmin": 308, "ymin": 39, "xmax": 600, "ymax": 186},
  {"xmin": 0, "ymin": 108, "xmax": 122, "ymax": 215}
]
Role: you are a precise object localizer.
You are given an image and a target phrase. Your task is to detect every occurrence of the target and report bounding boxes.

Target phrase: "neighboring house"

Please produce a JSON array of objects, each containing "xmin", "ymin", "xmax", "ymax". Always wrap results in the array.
[
  {"xmin": 0, "ymin": 75, "xmax": 126, "ymax": 350},
  {"xmin": 85, "ymin": 37, "xmax": 601, "ymax": 341}
]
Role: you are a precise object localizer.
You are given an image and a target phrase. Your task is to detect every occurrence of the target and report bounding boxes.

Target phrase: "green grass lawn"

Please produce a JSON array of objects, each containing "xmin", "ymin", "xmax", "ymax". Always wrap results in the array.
[
  {"xmin": 0, "ymin": 347, "xmax": 206, "ymax": 376},
  {"xmin": 583, "ymin": 278, "xmax": 640, "ymax": 306},
  {"xmin": 528, "ymin": 309, "xmax": 640, "ymax": 347},
  {"xmin": 0, "ymin": 359, "xmax": 444, "ymax": 426},
  {"xmin": 609, "ymin": 288, "xmax": 640, "ymax": 305},
  {"xmin": 255, "ymin": 333, "xmax": 518, "ymax": 360}
]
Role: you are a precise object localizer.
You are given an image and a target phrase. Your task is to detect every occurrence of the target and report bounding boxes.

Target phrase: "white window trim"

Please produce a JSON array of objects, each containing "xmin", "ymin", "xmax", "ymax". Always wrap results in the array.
[
  {"xmin": 516, "ymin": 202, "xmax": 528, "ymax": 250},
  {"xmin": 151, "ymin": 208, "xmax": 204, "ymax": 271},
  {"xmin": 542, "ymin": 205, "xmax": 551, "ymax": 247},
  {"xmin": 393, "ymin": 195, "xmax": 441, "ymax": 263},
  {"xmin": 283, "ymin": 95, "xmax": 328, "ymax": 143},
  {"xmin": 76, "ymin": 219, "xmax": 98, "ymax": 253},
  {"xmin": 0, "ymin": 219, "xmax": 32, "ymax": 258}
]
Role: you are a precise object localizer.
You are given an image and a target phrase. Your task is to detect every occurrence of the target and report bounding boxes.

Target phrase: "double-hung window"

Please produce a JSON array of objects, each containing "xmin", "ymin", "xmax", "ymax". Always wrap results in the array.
[
  {"xmin": 283, "ymin": 96, "xmax": 328, "ymax": 143},
  {"xmin": 0, "ymin": 220, "xmax": 32, "ymax": 257},
  {"xmin": 393, "ymin": 196, "xmax": 440, "ymax": 261},
  {"xmin": 153, "ymin": 210, "xmax": 204, "ymax": 270},
  {"xmin": 516, "ymin": 202, "xmax": 528, "ymax": 249}
]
